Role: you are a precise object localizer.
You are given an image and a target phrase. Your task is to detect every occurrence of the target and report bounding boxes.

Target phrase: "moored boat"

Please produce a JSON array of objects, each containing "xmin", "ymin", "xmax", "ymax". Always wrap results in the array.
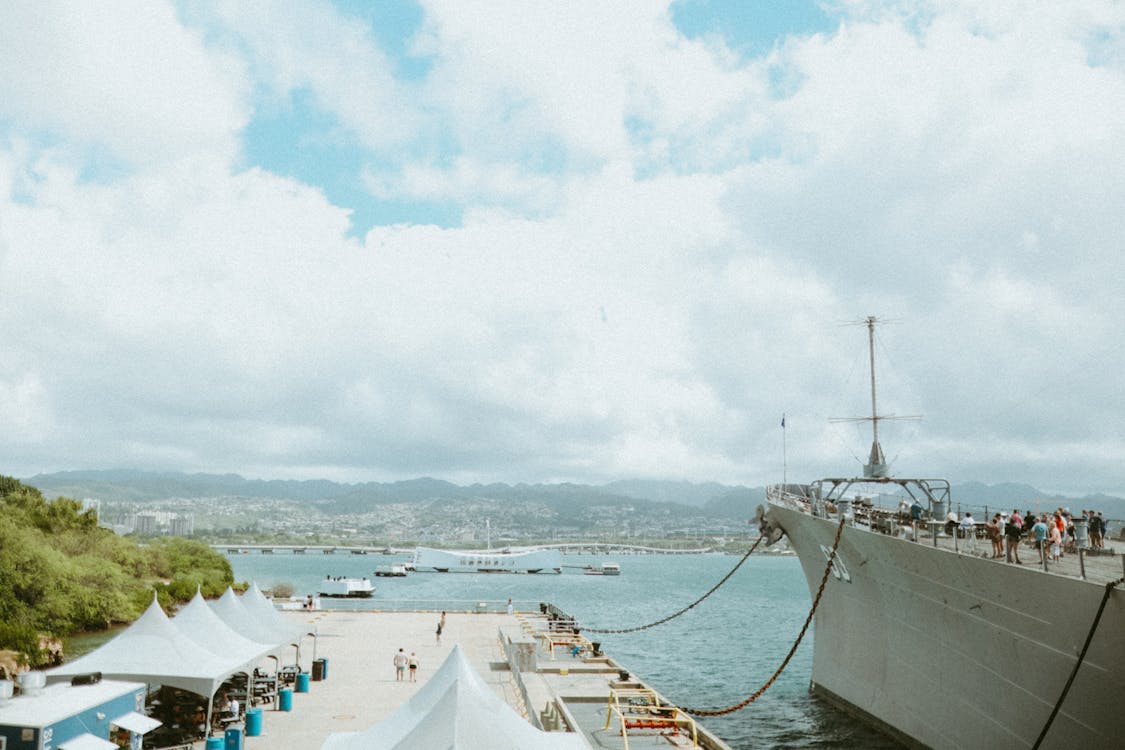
[
  {"xmin": 374, "ymin": 564, "xmax": 408, "ymax": 577},
  {"xmin": 583, "ymin": 562, "xmax": 621, "ymax": 575},
  {"xmin": 317, "ymin": 576, "xmax": 374, "ymax": 598},
  {"xmin": 760, "ymin": 317, "xmax": 1124, "ymax": 749}
]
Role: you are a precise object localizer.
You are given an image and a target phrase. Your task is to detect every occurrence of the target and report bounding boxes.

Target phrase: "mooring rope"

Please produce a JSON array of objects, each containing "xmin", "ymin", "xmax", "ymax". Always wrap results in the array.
[
  {"xmin": 582, "ymin": 534, "xmax": 767, "ymax": 635},
  {"xmin": 1030, "ymin": 574, "xmax": 1123, "ymax": 749},
  {"xmin": 680, "ymin": 516, "xmax": 847, "ymax": 716}
]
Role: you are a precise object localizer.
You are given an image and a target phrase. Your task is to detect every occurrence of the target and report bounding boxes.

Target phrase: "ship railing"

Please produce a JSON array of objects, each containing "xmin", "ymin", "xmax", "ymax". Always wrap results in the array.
[
  {"xmin": 499, "ymin": 626, "xmax": 539, "ymax": 725},
  {"xmin": 547, "ymin": 616, "xmax": 579, "ymax": 633},
  {"xmin": 604, "ymin": 687, "xmax": 698, "ymax": 749},
  {"xmin": 766, "ymin": 484, "xmax": 816, "ymax": 514}
]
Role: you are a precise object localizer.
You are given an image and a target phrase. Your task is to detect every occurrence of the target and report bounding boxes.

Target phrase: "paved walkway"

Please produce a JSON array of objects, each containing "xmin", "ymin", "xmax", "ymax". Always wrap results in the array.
[{"xmin": 240, "ymin": 609, "xmax": 522, "ymax": 748}]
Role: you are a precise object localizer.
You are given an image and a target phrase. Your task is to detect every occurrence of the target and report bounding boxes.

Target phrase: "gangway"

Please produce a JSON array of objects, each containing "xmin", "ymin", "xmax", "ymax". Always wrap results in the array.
[{"xmin": 604, "ymin": 687, "xmax": 698, "ymax": 748}]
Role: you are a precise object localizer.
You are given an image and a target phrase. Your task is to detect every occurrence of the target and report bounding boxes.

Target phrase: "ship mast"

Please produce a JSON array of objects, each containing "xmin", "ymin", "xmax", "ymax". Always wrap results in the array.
[
  {"xmin": 830, "ymin": 315, "xmax": 918, "ymax": 478},
  {"xmin": 864, "ymin": 315, "xmax": 888, "ymax": 478}
]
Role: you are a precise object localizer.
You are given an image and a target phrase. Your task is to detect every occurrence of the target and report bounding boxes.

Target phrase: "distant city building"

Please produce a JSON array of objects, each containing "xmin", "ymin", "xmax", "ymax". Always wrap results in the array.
[
  {"xmin": 169, "ymin": 515, "xmax": 194, "ymax": 537},
  {"xmin": 134, "ymin": 514, "xmax": 158, "ymax": 535}
]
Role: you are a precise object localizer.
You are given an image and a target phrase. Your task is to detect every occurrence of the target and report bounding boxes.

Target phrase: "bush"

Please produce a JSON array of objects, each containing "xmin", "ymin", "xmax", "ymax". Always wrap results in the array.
[
  {"xmin": 269, "ymin": 582, "xmax": 295, "ymax": 598},
  {"xmin": 0, "ymin": 622, "xmax": 41, "ymax": 663}
]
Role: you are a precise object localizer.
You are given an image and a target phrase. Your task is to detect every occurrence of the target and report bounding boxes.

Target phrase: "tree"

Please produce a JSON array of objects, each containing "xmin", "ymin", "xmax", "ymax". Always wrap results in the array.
[{"xmin": 0, "ymin": 475, "xmax": 236, "ymax": 666}]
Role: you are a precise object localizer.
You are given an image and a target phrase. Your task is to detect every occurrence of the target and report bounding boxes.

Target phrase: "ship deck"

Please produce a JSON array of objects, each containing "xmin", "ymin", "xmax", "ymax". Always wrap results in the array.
[
  {"xmin": 880, "ymin": 518, "xmax": 1124, "ymax": 585},
  {"xmin": 176, "ymin": 608, "xmax": 731, "ymax": 750},
  {"xmin": 768, "ymin": 500, "xmax": 1125, "ymax": 750}
]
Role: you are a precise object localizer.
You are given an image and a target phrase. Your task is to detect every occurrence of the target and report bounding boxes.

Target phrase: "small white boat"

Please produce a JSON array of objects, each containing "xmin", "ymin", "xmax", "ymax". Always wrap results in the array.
[
  {"xmin": 583, "ymin": 562, "xmax": 621, "ymax": 576},
  {"xmin": 374, "ymin": 564, "xmax": 408, "ymax": 577},
  {"xmin": 317, "ymin": 577, "xmax": 374, "ymax": 597}
]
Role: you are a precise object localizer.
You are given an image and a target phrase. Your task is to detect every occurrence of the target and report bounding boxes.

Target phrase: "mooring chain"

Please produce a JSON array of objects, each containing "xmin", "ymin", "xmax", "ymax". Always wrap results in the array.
[
  {"xmin": 680, "ymin": 516, "xmax": 847, "ymax": 716},
  {"xmin": 582, "ymin": 534, "xmax": 767, "ymax": 635}
]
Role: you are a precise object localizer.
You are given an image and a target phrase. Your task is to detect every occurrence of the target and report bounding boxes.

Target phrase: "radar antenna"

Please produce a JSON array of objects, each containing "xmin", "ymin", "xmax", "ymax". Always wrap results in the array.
[{"xmin": 829, "ymin": 316, "xmax": 920, "ymax": 478}]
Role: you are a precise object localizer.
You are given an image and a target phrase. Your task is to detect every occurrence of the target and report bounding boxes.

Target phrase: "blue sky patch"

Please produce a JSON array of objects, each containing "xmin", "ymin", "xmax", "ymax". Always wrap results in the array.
[{"xmin": 671, "ymin": 0, "xmax": 835, "ymax": 57}]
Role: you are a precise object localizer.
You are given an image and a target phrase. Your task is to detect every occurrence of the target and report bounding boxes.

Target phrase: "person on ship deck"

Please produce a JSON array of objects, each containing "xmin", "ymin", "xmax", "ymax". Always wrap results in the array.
[
  {"xmin": 909, "ymin": 499, "xmax": 924, "ymax": 541},
  {"xmin": 1031, "ymin": 515, "xmax": 1050, "ymax": 565},
  {"xmin": 959, "ymin": 512, "xmax": 977, "ymax": 552},
  {"xmin": 985, "ymin": 514, "xmax": 1003, "ymax": 558},
  {"xmin": 1004, "ymin": 510, "xmax": 1023, "ymax": 564}
]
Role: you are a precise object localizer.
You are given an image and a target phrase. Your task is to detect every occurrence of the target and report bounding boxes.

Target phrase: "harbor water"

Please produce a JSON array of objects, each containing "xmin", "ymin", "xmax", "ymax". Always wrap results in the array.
[{"xmin": 227, "ymin": 551, "xmax": 901, "ymax": 749}]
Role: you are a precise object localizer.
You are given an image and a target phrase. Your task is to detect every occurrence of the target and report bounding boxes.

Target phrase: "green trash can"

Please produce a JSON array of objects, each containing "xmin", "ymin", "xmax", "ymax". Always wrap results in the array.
[
  {"xmin": 224, "ymin": 728, "xmax": 242, "ymax": 750},
  {"xmin": 206, "ymin": 738, "xmax": 223, "ymax": 750},
  {"xmin": 279, "ymin": 686, "xmax": 292, "ymax": 711},
  {"xmin": 296, "ymin": 672, "xmax": 310, "ymax": 693}
]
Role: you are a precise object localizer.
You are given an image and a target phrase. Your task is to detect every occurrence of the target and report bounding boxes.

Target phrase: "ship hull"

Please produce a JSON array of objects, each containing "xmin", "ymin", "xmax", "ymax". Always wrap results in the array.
[{"xmin": 768, "ymin": 503, "xmax": 1124, "ymax": 750}]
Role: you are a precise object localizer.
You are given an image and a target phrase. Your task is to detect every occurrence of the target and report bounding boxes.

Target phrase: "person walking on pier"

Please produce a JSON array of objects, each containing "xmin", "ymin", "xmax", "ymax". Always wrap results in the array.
[
  {"xmin": 408, "ymin": 652, "xmax": 419, "ymax": 682},
  {"xmin": 393, "ymin": 648, "xmax": 407, "ymax": 681}
]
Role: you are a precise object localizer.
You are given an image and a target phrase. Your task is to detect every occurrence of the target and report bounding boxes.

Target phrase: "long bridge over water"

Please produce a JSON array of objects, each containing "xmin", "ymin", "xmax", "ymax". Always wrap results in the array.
[{"xmin": 212, "ymin": 542, "xmax": 714, "ymax": 556}]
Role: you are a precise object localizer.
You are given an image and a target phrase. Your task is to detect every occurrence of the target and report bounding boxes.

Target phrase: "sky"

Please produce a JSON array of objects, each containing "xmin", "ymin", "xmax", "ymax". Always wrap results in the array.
[{"xmin": 2, "ymin": 1, "xmax": 1124, "ymax": 495}]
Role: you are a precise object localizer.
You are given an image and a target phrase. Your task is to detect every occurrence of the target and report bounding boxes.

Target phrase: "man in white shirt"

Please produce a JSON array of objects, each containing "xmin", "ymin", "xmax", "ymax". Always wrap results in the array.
[
  {"xmin": 959, "ymin": 512, "xmax": 977, "ymax": 552},
  {"xmin": 393, "ymin": 648, "xmax": 408, "ymax": 681}
]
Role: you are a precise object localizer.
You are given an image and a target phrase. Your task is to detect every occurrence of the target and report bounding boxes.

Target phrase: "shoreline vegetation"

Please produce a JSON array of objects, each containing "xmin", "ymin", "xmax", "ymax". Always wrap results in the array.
[{"xmin": 0, "ymin": 475, "xmax": 236, "ymax": 675}]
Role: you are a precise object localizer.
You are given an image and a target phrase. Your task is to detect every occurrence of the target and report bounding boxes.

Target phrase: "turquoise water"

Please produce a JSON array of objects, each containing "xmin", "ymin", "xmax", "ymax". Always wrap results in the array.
[{"xmin": 227, "ymin": 551, "xmax": 900, "ymax": 749}]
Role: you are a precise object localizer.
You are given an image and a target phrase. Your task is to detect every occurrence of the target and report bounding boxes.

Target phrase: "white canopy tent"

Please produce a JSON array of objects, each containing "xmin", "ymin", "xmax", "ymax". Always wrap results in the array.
[
  {"xmin": 241, "ymin": 582, "xmax": 310, "ymax": 650},
  {"xmin": 210, "ymin": 586, "xmax": 308, "ymax": 671},
  {"xmin": 45, "ymin": 595, "xmax": 253, "ymax": 700},
  {"xmin": 210, "ymin": 587, "xmax": 295, "ymax": 648},
  {"xmin": 174, "ymin": 589, "xmax": 279, "ymax": 664},
  {"xmin": 172, "ymin": 588, "xmax": 285, "ymax": 730},
  {"xmin": 320, "ymin": 645, "xmax": 589, "ymax": 750}
]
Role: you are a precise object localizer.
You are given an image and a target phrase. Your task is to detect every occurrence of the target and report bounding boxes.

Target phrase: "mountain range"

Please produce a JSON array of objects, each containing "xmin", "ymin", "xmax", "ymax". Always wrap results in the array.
[{"xmin": 23, "ymin": 470, "xmax": 1125, "ymax": 521}]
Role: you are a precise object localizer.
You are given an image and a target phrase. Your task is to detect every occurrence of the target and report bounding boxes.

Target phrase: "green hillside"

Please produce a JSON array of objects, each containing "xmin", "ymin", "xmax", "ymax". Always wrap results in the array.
[{"xmin": 0, "ymin": 475, "xmax": 235, "ymax": 670}]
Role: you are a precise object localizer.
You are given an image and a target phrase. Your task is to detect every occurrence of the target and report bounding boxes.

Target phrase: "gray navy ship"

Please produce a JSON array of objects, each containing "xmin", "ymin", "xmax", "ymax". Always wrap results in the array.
[{"xmin": 761, "ymin": 317, "xmax": 1123, "ymax": 749}]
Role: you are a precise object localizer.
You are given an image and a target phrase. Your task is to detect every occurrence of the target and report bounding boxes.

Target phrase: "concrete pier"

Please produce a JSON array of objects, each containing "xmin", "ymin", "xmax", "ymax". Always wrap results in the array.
[{"xmin": 226, "ymin": 608, "xmax": 734, "ymax": 749}]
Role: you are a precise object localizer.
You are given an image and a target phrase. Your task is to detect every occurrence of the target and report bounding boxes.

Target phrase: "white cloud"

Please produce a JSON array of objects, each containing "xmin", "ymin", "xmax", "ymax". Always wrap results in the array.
[
  {"xmin": 211, "ymin": 0, "xmax": 418, "ymax": 149},
  {"xmin": 0, "ymin": 1, "xmax": 248, "ymax": 168},
  {"xmin": 2, "ymin": 1, "xmax": 1125, "ymax": 494}
]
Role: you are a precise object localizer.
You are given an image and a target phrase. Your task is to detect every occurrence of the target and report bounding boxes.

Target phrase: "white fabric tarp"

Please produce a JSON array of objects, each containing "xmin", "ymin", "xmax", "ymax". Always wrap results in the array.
[
  {"xmin": 320, "ymin": 645, "xmax": 588, "ymax": 750},
  {"xmin": 110, "ymin": 710, "xmax": 162, "ymax": 734},
  {"xmin": 46, "ymin": 595, "xmax": 251, "ymax": 698}
]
